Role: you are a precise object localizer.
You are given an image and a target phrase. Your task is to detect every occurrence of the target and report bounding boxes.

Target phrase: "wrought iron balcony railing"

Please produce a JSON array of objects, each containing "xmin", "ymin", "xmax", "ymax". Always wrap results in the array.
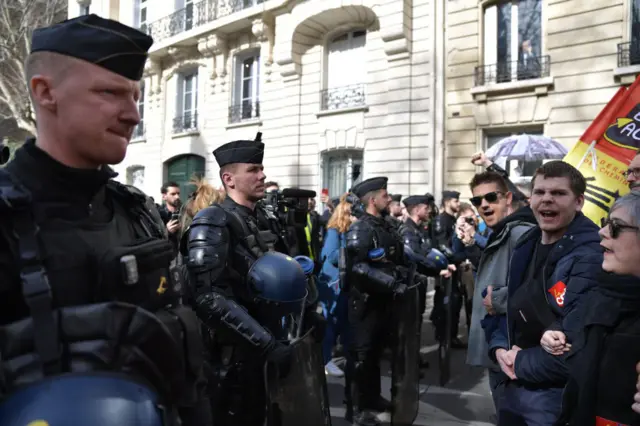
[
  {"xmin": 133, "ymin": 123, "xmax": 145, "ymax": 139},
  {"xmin": 229, "ymin": 101, "xmax": 260, "ymax": 123},
  {"xmin": 145, "ymin": 0, "xmax": 265, "ymax": 43},
  {"xmin": 173, "ymin": 112, "xmax": 198, "ymax": 133},
  {"xmin": 618, "ymin": 42, "xmax": 640, "ymax": 68},
  {"xmin": 474, "ymin": 55, "xmax": 551, "ymax": 86},
  {"xmin": 320, "ymin": 83, "xmax": 366, "ymax": 111}
]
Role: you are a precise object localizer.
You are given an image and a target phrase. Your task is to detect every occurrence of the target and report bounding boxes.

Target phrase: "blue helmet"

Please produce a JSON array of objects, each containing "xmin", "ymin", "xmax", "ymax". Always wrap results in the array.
[
  {"xmin": 426, "ymin": 248, "xmax": 449, "ymax": 270},
  {"xmin": 247, "ymin": 252, "xmax": 308, "ymax": 315},
  {"xmin": 0, "ymin": 375, "xmax": 164, "ymax": 426},
  {"xmin": 294, "ymin": 255, "xmax": 314, "ymax": 276}
]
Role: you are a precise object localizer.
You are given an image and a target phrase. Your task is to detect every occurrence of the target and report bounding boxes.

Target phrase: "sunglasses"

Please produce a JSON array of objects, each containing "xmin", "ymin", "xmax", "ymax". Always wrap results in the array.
[
  {"xmin": 603, "ymin": 218, "xmax": 639, "ymax": 239},
  {"xmin": 470, "ymin": 191, "xmax": 503, "ymax": 208}
]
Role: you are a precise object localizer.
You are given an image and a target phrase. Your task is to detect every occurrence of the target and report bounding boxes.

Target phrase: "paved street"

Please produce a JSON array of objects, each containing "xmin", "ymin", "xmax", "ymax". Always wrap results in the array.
[{"xmin": 326, "ymin": 289, "xmax": 496, "ymax": 426}]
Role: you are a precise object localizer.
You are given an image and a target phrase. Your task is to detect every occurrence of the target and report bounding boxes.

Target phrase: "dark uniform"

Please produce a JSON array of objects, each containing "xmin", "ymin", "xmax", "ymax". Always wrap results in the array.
[
  {"xmin": 187, "ymin": 140, "xmax": 311, "ymax": 426},
  {"xmin": 430, "ymin": 191, "xmax": 464, "ymax": 345},
  {"xmin": 0, "ymin": 15, "xmax": 209, "ymax": 426},
  {"xmin": 345, "ymin": 177, "xmax": 407, "ymax": 424},
  {"xmin": 399, "ymin": 195, "xmax": 444, "ymax": 324}
]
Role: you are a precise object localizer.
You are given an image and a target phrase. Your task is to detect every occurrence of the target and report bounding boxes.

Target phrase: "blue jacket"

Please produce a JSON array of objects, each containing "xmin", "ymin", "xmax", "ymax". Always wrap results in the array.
[
  {"xmin": 487, "ymin": 212, "xmax": 603, "ymax": 385},
  {"xmin": 316, "ymin": 228, "xmax": 344, "ymax": 313}
]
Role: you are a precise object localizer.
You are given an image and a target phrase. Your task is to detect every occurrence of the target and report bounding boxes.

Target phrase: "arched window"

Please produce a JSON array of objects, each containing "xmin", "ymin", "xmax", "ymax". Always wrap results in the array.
[{"xmin": 323, "ymin": 30, "xmax": 367, "ymax": 110}]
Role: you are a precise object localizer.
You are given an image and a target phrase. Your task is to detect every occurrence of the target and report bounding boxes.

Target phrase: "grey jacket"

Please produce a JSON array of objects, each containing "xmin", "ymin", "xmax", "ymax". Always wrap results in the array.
[{"xmin": 466, "ymin": 219, "xmax": 535, "ymax": 368}]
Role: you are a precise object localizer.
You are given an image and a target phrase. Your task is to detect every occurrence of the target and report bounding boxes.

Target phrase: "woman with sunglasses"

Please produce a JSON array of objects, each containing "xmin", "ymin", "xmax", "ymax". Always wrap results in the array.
[{"xmin": 544, "ymin": 192, "xmax": 640, "ymax": 426}]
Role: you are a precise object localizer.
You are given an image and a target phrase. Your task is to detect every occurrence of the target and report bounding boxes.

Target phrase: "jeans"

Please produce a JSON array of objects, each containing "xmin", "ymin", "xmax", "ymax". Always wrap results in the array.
[{"xmin": 322, "ymin": 292, "xmax": 349, "ymax": 364}]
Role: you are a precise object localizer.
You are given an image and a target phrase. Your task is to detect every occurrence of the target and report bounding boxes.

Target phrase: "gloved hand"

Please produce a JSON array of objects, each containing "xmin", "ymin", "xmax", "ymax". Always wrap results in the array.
[
  {"xmin": 266, "ymin": 341, "xmax": 293, "ymax": 379},
  {"xmin": 304, "ymin": 309, "xmax": 327, "ymax": 343},
  {"xmin": 394, "ymin": 283, "xmax": 407, "ymax": 297}
]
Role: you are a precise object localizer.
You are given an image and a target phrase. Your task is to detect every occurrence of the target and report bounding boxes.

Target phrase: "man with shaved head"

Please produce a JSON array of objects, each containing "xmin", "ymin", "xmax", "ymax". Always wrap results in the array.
[{"xmin": 0, "ymin": 14, "xmax": 210, "ymax": 425}]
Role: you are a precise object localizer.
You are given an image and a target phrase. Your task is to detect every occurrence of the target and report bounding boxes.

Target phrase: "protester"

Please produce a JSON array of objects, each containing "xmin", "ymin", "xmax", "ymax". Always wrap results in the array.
[
  {"xmin": 624, "ymin": 149, "xmax": 640, "ymax": 191},
  {"xmin": 543, "ymin": 192, "xmax": 640, "ymax": 426},
  {"xmin": 487, "ymin": 161, "xmax": 602, "ymax": 425},
  {"xmin": 317, "ymin": 194, "xmax": 354, "ymax": 377},
  {"xmin": 465, "ymin": 170, "xmax": 536, "ymax": 414}
]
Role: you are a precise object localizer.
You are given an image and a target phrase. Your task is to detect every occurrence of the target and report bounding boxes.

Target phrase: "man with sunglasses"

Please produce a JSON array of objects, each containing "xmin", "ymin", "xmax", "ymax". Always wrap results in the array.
[
  {"xmin": 465, "ymin": 171, "xmax": 536, "ymax": 415},
  {"xmin": 487, "ymin": 161, "xmax": 603, "ymax": 426}
]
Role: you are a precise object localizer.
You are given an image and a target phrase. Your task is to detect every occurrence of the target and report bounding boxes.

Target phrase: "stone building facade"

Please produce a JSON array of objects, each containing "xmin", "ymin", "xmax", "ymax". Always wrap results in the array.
[
  {"xmin": 444, "ymin": 0, "xmax": 640, "ymax": 195},
  {"xmin": 70, "ymin": 0, "xmax": 443, "ymax": 202}
]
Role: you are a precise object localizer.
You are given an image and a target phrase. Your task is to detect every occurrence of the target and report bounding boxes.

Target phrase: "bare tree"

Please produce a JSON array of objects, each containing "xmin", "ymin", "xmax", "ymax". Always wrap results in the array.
[{"xmin": 0, "ymin": 0, "xmax": 67, "ymax": 136}]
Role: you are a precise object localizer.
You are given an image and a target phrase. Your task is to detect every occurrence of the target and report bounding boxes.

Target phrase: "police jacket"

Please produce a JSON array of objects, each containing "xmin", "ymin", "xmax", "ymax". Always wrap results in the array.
[
  {"xmin": 345, "ymin": 213, "xmax": 405, "ymax": 295},
  {"xmin": 0, "ymin": 140, "xmax": 209, "ymax": 423},
  {"xmin": 398, "ymin": 217, "xmax": 442, "ymax": 277},
  {"xmin": 557, "ymin": 271, "xmax": 640, "ymax": 426},
  {"xmin": 431, "ymin": 212, "xmax": 456, "ymax": 258},
  {"xmin": 488, "ymin": 213, "xmax": 603, "ymax": 386},
  {"xmin": 186, "ymin": 195, "xmax": 278, "ymax": 356}
]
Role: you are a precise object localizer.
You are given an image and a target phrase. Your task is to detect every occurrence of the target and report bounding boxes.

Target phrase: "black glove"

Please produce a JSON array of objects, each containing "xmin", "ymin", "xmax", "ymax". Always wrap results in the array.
[
  {"xmin": 304, "ymin": 309, "xmax": 327, "ymax": 343},
  {"xmin": 266, "ymin": 342, "xmax": 293, "ymax": 379}
]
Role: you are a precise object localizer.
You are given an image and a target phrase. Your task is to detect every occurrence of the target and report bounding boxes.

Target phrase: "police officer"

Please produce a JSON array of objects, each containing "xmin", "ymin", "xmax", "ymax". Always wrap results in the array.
[
  {"xmin": 430, "ymin": 190, "xmax": 465, "ymax": 347},
  {"xmin": 0, "ymin": 15, "xmax": 209, "ymax": 426},
  {"xmin": 186, "ymin": 139, "xmax": 324, "ymax": 426},
  {"xmin": 345, "ymin": 177, "xmax": 407, "ymax": 426}
]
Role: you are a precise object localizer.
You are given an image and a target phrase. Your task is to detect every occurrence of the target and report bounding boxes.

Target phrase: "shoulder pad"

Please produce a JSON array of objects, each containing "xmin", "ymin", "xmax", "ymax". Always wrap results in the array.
[
  {"xmin": 108, "ymin": 180, "xmax": 147, "ymax": 202},
  {"xmin": 0, "ymin": 169, "xmax": 31, "ymax": 211},
  {"xmin": 346, "ymin": 220, "xmax": 374, "ymax": 242},
  {"xmin": 192, "ymin": 205, "xmax": 227, "ymax": 227}
]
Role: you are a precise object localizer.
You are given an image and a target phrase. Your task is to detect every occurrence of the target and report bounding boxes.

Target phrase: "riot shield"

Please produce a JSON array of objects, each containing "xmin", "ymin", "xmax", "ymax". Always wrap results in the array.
[
  {"xmin": 438, "ymin": 276, "xmax": 453, "ymax": 386},
  {"xmin": 391, "ymin": 277, "xmax": 421, "ymax": 425},
  {"xmin": 266, "ymin": 329, "xmax": 332, "ymax": 426}
]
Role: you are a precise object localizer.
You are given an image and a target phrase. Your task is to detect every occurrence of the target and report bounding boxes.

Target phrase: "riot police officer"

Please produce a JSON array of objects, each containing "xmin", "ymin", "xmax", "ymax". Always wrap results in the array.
[
  {"xmin": 430, "ymin": 190, "xmax": 466, "ymax": 348},
  {"xmin": 345, "ymin": 177, "xmax": 408, "ymax": 426},
  {"xmin": 186, "ymin": 140, "xmax": 327, "ymax": 426},
  {"xmin": 0, "ymin": 14, "xmax": 209, "ymax": 426}
]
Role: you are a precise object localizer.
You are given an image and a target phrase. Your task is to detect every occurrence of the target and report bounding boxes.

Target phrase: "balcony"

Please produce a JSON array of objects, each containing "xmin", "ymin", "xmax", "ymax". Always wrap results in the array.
[
  {"xmin": 474, "ymin": 55, "xmax": 550, "ymax": 86},
  {"xmin": 145, "ymin": 0, "xmax": 265, "ymax": 43},
  {"xmin": 173, "ymin": 112, "xmax": 198, "ymax": 134},
  {"xmin": 618, "ymin": 42, "xmax": 640, "ymax": 68},
  {"xmin": 229, "ymin": 101, "xmax": 260, "ymax": 124},
  {"xmin": 320, "ymin": 84, "xmax": 366, "ymax": 111}
]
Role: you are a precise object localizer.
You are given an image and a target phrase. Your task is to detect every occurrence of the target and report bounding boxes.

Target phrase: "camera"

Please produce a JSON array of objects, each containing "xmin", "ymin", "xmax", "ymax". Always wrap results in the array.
[
  {"xmin": 264, "ymin": 188, "xmax": 316, "ymax": 227},
  {"xmin": 345, "ymin": 193, "xmax": 366, "ymax": 219}
]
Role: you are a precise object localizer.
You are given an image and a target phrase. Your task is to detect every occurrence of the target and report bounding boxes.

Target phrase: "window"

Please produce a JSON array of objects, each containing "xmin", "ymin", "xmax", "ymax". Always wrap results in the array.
[
  {"xmin": 230, "ymin": 52, "xmax": 260, "ymax": 123},
  {"xmin": 323, "ymin": 30, "xmax": 367, "ymax": 110},
  {"xmin": 322, "ymin": 150, "xmax": 363, "ymax": 197},
  {"xmin": 127, "ymin": 166, "xmax": 145, "ymax": 190},
  {"xmin": 174, "ymin": 71, "xmax": 198, "ymax": 133},
  {"xmin": 134, "ymin": 83, "xmax": 145, "ymax": 139},
  {"xmin": 483, "ymin": 0, "xmax": 543, "ymax": 84},
  {"xmin": 135, "ymin": 0, "xmax": 148, "ymax": 32},
  {"xmin": 629, "ymin": 0, "xmax": 640, "ymax": 65},
  {"xmin": 485, "ymin": 130, "xmax": 544, "ymax": 179}
]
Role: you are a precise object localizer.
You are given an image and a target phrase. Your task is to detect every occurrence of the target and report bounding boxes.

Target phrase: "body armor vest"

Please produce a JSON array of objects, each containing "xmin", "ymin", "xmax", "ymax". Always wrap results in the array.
[{"xmin": 0, "ymin": 170, "xmax": 203, "ymax": 417}]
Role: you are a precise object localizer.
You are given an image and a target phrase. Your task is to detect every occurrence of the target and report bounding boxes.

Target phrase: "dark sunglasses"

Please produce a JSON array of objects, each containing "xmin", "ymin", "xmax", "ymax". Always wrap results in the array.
[
  {"xmin": 470, "ymin": 191, "xmax": 503, "ymax": 208},
  {"xmin": 603, "ymin": 218, "xmax": 640, "ymax": 239}
]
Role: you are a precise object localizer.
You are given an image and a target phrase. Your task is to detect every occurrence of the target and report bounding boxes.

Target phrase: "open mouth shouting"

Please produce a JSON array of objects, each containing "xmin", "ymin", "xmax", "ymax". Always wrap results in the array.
[{"xmin": 538, "ymin": 209, "xmax": 559, "ymax": 224}]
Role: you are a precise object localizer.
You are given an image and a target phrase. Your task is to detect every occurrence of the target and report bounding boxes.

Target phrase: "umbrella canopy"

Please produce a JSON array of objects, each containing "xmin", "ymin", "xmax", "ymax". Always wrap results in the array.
[{"xmin": 485, "ymin": 134, "xmax": 568, "ymax": 162}]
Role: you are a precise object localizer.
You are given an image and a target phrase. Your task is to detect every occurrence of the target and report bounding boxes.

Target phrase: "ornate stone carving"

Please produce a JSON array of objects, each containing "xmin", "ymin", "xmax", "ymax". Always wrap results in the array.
[
  {"xmin": 252, "ymin": 17, "xmax": 275, "ymax": 82},
  {"xmin": 197, "ymin": 34, "xmax": 229, "ymax": 92},
  {"xmin": 143, "ymin": 57, "xmax": 163, "ymax": 96}
]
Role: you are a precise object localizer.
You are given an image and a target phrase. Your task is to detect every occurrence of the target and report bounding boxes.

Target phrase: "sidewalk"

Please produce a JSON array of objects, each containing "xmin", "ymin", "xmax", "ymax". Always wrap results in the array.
[{"xmin": 327, "ymin": 289, "xmax": 496, "ymax": 425}]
